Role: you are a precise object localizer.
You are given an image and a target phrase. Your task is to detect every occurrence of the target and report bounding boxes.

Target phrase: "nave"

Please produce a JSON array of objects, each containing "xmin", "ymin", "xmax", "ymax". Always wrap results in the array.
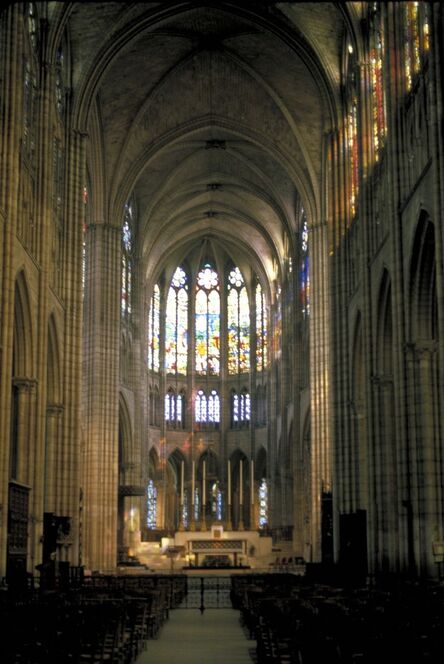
[
  {"xmin": 137, "ymin": 604, "xmax": 254, "ymax": 664},
  {"xmin": 3, "ymin": 570, "xmax": 444, "ymax": 663}
]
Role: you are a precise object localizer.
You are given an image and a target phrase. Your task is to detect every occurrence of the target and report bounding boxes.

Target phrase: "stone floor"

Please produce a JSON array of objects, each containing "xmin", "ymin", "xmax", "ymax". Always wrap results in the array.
[{"xmin": 136, "ymin": 606, "xmax": 255, "ymax": 663}]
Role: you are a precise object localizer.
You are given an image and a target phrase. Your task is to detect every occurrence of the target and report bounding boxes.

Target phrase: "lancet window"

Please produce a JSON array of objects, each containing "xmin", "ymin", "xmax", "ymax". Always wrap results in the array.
[
  {"xmin": 345, "ymin": 41, "xmax": 359, "ymax": 220},
  {"xmin": 195, "ymin": 389, "xmax": 220, "ymax": 428},
  {"xmin": 231, "ymin": 389, "xmax": 250, "ymax": 428},
  {"xmin": 148, "ymin": 284, "xmax": 160, "ymax": 372},
  {"xmin": 195, "ymin": 264, "xmax": 220, "ymax": 375},
  {"xmin": 147, "ymin": 479, "xmax": 157, "ymax": 529},
  {"xmin": 165, "ymin": 267, "xmax": 188, "ymax": 375},
  {"xmin": 255, "ymin": 282, "xmax": 268, "ymax": 371},
  {"xmin": 404, "ymin": 2, "xmax": 430, "ymax": 93},
  {"xmin": 121, "ymin": 203, "xmax": 133, "ymax": 318},
  {"xmin": 300, "ymin": 208, "xmax": 310, "ymax": 318},
  {"xmin": 258, "ymin": 478, "xmax": 268, "ymax": 528},
  {"xmin": 165, "ymin": 388, "xmax": 185, "ymax": 429},
  {"xmin": 369, "ymin": 3, "xmax": 386, "ymax": 160},
  {"xmin": 227, "ymin": 266, "xmax": 250, "ymax": 374},
  {"xmin": 211, "ymin": 482, "xmax": 223, "ymax": 520}
]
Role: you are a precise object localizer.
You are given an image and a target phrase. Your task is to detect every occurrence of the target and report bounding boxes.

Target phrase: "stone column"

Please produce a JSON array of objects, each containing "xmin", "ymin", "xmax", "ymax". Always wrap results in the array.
[
  {"xmin": 414, "ymin": 344, "xmax": 440, "ymax": 574},
  {"xmin": 82, "ymin": 222, "xmax": 121, "ymax": 571},
  {"xmin": 0, "ymin": 4, "xmax": 24, "ymax": 578},
  {"xmin": 309, "ymin": 217, "xmax": 331, "ymax": 562},
  {"xmin": 44, "ymin": 404, "xmax": 64, "ymax": 513}
]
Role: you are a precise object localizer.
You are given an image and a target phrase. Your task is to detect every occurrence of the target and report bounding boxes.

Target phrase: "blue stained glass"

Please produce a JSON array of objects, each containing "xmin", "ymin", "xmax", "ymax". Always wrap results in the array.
[
  {"xmin": 182, "ymin": 489, "xmax": 189, "ymax": 529},
  {"xmin": 212, "ymin": 482, "xmax": 223, "ymax": 520},
  {"xmin": 147, "ymin": 479, "xmax": 157, "ymax": 529},
  {"xmin": 258, "ymin": 478, "xmax": 268, "ymax": 528},
  {"xmin": 194, "ymin": 488, "xmax": 200, "ymax": 521},
  {"xmin": 232, "ymin": 393, "xmax": 239, "ymax": 422}
]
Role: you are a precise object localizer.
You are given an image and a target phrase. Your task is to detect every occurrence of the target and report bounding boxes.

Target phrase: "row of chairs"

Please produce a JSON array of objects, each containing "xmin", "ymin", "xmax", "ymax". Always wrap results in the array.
[
  {"xmin": 231, "ymin": 573, "xmax": 444, "ymax": 663},
  {"xmin": 268, "ymin": 556, "xmax": 305, "ymax": 571},
  {"xmin": 1, "ymin": 574, "xmax": 187, "ymax": 664}
]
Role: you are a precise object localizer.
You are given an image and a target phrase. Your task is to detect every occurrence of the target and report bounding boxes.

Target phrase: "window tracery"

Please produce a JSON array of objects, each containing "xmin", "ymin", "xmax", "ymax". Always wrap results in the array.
[
  {"xmin": 231, "ymin": 389, "xmax": 250, "ymax": 428},
  {"xmin": 165, "ymin": 388, "xmax": 185, "ymax": 429},
  {"xmin": 195, "ymin": 389, "xmax": 220, "ymax": 428}
]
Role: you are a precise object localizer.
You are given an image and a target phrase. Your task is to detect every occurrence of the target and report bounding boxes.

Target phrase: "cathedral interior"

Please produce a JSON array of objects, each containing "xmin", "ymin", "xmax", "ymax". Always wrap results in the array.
[{"xmin": 1, "ymin": 2, "xmax": 444, "ymax": 662}]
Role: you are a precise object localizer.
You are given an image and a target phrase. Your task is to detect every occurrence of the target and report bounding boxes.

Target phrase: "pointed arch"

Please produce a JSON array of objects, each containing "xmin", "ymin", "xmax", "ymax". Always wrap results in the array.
[
  {"xmin": 409, "ymin": 214, "xmax": 437, "ymax": 341},
  {"xmin": 47, "ymin": 313, "xmax": 61, "ymax": 404},
  {"xmin": 13, "ymin": 270, "xmax": 34, "ymax": 377},
  {"xmin": 118, "ymin": 393, "xmax": 133, "ymax": 480}
]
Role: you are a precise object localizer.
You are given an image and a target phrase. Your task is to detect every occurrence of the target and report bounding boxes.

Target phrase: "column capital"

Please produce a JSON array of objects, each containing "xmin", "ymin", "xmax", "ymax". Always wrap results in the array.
[
  {"xmin": 12, "ymin": 377, "xmax": 38, "ymax": 392},
  {"xmin": 404, "ymin": 340, "xmax": 437, "ymax": 360},
  {"xmin": 46, "ymin": 403, "xmax": 64, "ymax": 416},
  {"xmin": 370, "ymin": 373, "xmax": 393, "ymax": 388}
]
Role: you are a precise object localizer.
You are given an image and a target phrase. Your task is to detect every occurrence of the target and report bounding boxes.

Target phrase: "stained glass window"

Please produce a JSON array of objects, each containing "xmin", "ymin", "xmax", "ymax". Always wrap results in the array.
[
  {"xmin": 182, "ymin": 489, "xmax": 189, "ymax": 529},
  {"xmin": 23, "ymin": 60, "xmax": 37, "ymax": 160},
  {"xmin": 27, "ymin": 3, "xmax": 37, "ymax": 48},
  {"xmin": 258, "ymin": 478, "xmax": 268, "ymax": 528},
  {"xmin": 54, "ymin": 41, "xmax": 66, "ymax": 118},
  {"xmin": 404, "ymin": 2, "xmax": 421, "ymax": 92},
  {"xmin": 300, "ymin": 210, "xmax": 310, "ymax": 317},
  {"xmin": 231, "ymin": 389, "xmax": 250, "ymax": 427},
  {"xmin": 370, "ymin": 4, "xmax": 386, "ymax": 160},
  {"xmin": 165, "ymin": 389, "xmax": 185, "ymax": 428},
  {"xmin": 195, "ymin": 389, "xmax": 220, "ymax": 425},
  {"xmin": 121, "ymin": 204, "xmax": 132, "ymax": 317},
  {"xmin": 227, "ymin": 267, "xmax": 250, "ymax": 374},
  {"xmin": 148, "ymin": 284, "xmax": 160, "ymax": 372},
  {"xmin": 232, "ymin": 391, "xmax": 239, "ymax": 425},
  {"xmin": 211, "ymin": 482, "xmax": 223, "ymax": 520},
  {"xmin": 194, "ymin": 487, "xmax": 200, "ymax": 521},
  {"xmin": 272, "ymin": 291, "xmax": 282, "ymax": 357},
  {"xmin": 147, "ymin": 479, "xmax": 157, "ymax": 529},
  {"xmin": 195, "ymin": 264, "xmax": 220, "ymax": 375},
  {"xmin": 256, "ymin": 283, "xmax": 268, "ymax": 371},
  {"xmin": 347, "ymin": 99, "xmax": 359, "ymax": 218},
  {"xmin": 82, "ymin": 186, "xmax": 88, "ymax": 296},
  {"xmin": 165, "ymin": 267, "xmax": 188, "ymax": 374}
]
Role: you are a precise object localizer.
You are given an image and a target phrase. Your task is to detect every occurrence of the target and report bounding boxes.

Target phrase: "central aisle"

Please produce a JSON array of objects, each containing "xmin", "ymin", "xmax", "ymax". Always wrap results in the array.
[{"xmin": 136, "ymin": 607, "xmax": 255, "ymax": 663}]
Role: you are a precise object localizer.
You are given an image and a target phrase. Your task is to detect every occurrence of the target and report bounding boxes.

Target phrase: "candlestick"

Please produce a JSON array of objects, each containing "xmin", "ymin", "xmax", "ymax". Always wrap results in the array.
[
  {"xmin": 180, "ymin": 460, "xmax": 184, "ymax": 504},
  {"xmin": 202, "ymin": 460, "xmax": 206, "ymax": 504},
  {"xmin": 191, "ymin": 460, "xmax": 195, "ymax": 504},
  {"xmin": 251, "ymin": 459, "xmax": 254, "ymax": 505},
  {"xmin": 228, "ymin": 459, "xmax": 231, "ymax": 505},
  {"xmin": 239, "ymin": 459, "xmax": 243, "ymax": 505}
]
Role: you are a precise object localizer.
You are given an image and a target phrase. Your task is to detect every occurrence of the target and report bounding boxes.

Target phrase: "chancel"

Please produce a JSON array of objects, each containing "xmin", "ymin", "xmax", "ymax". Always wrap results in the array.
[{"xmin": 1, "ymin": 2, "xmax": 444, "ymax": 663}]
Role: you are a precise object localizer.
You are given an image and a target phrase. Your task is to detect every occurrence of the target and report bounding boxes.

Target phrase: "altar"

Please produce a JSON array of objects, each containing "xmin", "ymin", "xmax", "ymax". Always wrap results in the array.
[{"xmin": 163, "ymin": 524, "xmax": 273, "ymax": 568}]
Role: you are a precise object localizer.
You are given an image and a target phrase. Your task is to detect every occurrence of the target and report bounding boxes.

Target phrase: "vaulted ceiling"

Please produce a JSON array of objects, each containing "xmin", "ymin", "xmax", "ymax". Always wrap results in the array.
[{"xmin": 53, "ymin": 2, "xmax": 358, "ymax": 285}]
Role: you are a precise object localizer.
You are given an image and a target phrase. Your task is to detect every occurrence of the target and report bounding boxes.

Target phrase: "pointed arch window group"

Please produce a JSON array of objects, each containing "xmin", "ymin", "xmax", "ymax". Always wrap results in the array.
[{"xmin": 148, "ymin": 261, "xmax": 268, "ymax": 426}]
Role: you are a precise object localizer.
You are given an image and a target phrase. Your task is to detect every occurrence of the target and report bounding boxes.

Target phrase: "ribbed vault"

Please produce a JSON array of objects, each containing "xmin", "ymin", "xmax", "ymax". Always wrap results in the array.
[{"xmin": 54, "ymin": 1, "xmax": 351, "ymax": 279}]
